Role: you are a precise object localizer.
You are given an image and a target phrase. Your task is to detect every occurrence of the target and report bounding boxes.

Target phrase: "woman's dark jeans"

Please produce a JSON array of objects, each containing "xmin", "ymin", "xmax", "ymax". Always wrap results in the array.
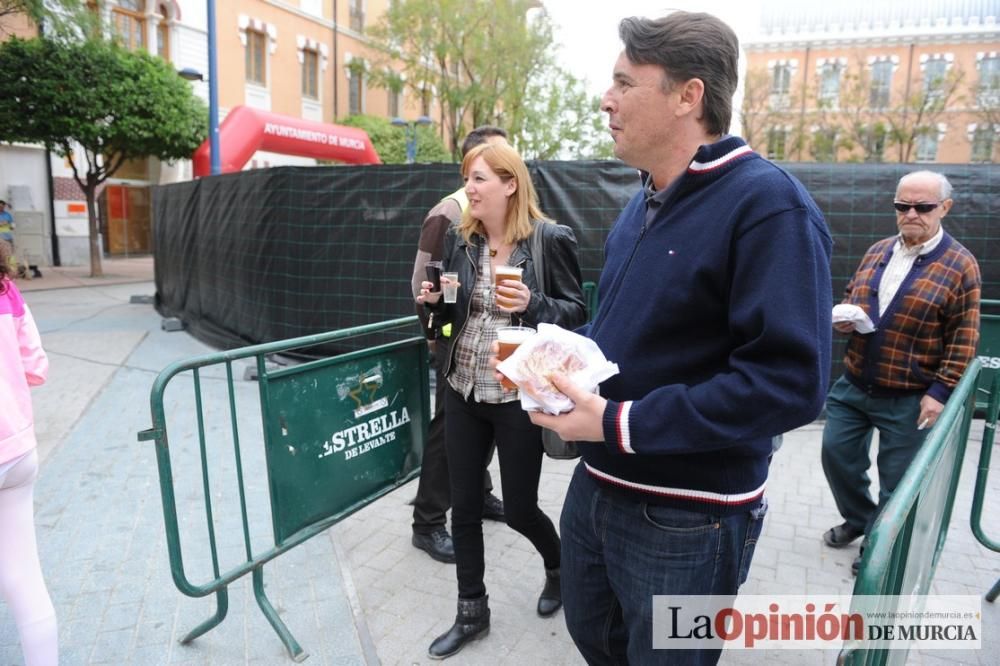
[{"xmin": 445, "ymin": 385, "xmax": 560, "ymax": 599}]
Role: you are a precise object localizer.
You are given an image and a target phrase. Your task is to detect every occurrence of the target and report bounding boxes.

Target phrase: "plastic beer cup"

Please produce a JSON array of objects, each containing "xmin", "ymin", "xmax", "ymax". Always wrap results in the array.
[{"xmin": 496, "ymin": 325, "xmax": 535, "ymax": 390}]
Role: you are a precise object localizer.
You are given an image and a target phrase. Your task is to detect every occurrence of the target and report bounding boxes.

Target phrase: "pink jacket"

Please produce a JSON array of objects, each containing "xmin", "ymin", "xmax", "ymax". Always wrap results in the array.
[{"xmin": 0, "ymin": 278, "xmax": 48, "ymax": 465}]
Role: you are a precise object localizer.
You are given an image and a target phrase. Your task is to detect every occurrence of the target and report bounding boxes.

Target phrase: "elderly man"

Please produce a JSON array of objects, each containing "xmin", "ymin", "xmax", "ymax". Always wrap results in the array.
[{"xmin": 821, "ymin": 170, "xmax": 981, "ymax": 575}]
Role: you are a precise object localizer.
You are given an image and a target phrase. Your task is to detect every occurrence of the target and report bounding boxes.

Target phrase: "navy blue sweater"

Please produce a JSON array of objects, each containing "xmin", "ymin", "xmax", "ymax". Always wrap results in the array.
[{"xmin": 579, "ymin": 137, "xmax": 833, "ymax": 514}]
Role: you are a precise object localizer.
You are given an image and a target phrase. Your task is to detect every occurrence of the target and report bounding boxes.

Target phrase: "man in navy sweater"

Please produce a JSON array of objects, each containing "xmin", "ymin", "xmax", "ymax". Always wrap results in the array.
[{"xmin": 529, "ymin": 11, "xmax": 834, "ymax": 665}]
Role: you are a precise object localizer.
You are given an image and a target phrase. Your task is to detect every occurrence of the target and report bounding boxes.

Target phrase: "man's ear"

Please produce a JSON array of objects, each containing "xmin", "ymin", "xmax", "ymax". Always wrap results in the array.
[
  {"xmin": 940, "ymin": 198, "xmax": 953, "ymax": 217},
  {"xmin": 675, "ymin": 78, "xmax": 705, "ymax": 118}
]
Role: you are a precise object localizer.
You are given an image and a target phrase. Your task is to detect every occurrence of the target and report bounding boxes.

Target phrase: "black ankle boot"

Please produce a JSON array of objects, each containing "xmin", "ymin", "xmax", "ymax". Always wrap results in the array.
[
  {"xmin": 428, "ymin": 595, "xmax": 490, "ymax": 659},
  {"xmin": 537, "ymin": 568, "xmax": 562, "ymax": 617}
]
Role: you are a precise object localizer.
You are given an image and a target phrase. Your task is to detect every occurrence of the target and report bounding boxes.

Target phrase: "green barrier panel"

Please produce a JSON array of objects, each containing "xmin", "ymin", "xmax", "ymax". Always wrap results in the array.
[
  {"xmin": 970, "ymin": 372, "xmax": 1000, "ymax": 602},
  {"xmin": 976, "ymin": 299, "xmax": 1000, "ymax": 411},
  {"xmin": 838, "ymin": 359, "xmax": 981, "ymax": 666},
  {"xmin": 262, "ymin": 339, "xmax": 426, "ymax": 545},
  {"xmin": 138, "ymin": 316, "xmax": 428, "ymax": 661}
]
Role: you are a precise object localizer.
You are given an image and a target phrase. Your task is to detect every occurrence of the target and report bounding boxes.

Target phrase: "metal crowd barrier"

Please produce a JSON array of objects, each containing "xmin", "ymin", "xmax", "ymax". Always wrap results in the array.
[
  {"xmin": 976, "ymin": 299, "xmax": 1000, "ymax": 411},
  {"xmin": 138, "ymin": 316, "xmax": 429, "ymax": 661},
  {"xmin": 838, "ymin": 359, "xmax": 982, "ymax": 665},
  {"xmin": 971, "ymin": 372, "xmax": 1000, "ymax": 602}
]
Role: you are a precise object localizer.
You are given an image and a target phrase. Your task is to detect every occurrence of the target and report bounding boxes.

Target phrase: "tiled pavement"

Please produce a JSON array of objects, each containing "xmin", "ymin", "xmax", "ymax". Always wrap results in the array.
[{"xmin": 2, "ymin": 266, "xmax": 998, "ymax": 664}]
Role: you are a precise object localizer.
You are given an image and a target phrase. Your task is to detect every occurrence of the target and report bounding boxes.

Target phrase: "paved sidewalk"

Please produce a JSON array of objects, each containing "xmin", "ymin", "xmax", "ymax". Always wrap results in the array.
[{"xmin": 3, "ymin": 267, "xmax": 998, "ymax": 665}]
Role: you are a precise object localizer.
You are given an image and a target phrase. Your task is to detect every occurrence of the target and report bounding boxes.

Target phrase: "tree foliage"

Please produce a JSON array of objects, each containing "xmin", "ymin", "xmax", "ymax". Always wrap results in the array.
[
  {"xmin": 0, "ymin": 37, "xmax": 207, "ymax": 275},
  {"xmin": 365, "ymin": 0, "xmax": 610, "ymax": 160},
  {"xmin": 0, "ymin": 0, "xmax": 96, "ymax": 38},
  {"xmin": 338, "ymin": 114, "xmax": 451, "ymax": 164}
]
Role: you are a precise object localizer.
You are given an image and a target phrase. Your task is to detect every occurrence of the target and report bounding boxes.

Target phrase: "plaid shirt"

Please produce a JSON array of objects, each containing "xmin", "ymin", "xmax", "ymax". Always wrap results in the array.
[
  {"xmin": 447, "ymin": 243, "xmax": 519, "ymax": 404},
  {"xmin": 841, "ymin": 232, "xmax": 981, "ymax": 403}
]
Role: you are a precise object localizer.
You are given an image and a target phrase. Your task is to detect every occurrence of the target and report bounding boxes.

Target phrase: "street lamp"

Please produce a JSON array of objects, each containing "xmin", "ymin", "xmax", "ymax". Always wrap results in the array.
[
  {"xmin": 391, "ymin": 115, "xmax": 433, "ymax": 164},
  {"xmin": 178, "ymin": 0, "xmax": 221, "ymax": 176}
]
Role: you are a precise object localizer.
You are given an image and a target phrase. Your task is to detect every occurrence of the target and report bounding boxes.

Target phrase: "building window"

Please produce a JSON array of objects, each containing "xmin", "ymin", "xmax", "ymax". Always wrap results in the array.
[
  {"xmin": 113, "ymin": 0, "xmax": 146, "ymax": 51},
  {"xmin": 977, "ymin": 54, "xmax": 1000, "ymax": 107},
  {"xmin": 155, "ymin": 4, "xmax": 170, "ymax": 59},
  {"xmin": 302, "ymin": 49, "xmax": 319, "ymax": 99},
  {"xmin": 767, "ymin": 60, "xmax": 796, "ymax": 109},
  {"xmin": 771, "ymin": 63, "xmax": 791, "ymax": 96},
  {"xmin": 915, "ymin": 130, "xmax": 939, "ymax": 162},
  {"xmin": 388, "ymin": 89, "xmax": 401, "ymax": 118},
  {"xmin": 869, "ymin": 60, "xmax": 893, "ymax": 109},
  {"xmin": 421, "ymin": 87, "xmax": 432, "ymax": 117},
  {"xmin": 350, "ymin": 0, "xmax": 364, "ymax": 32},
  {"xmin": 348, "ymin": 63, "xmax": 365, "ymax": 115},
  {"xmin": 246, "ymin": 29, "xmax": 267, "ymax": 85},
  {"xmin": 817, "ymin": 61, "xmax": 842, "ymax": 107},
  {"xmin": 971, "ymin": 125, "xmax": 995, "ymax": 163},
  {"xmin": 864, "ymin": 125, "xmax": 886, "ymax": 163},
  {"xmin": 766, "ymin": 128, "xmax": 787, "ymax": 160},
  {"xmin": 922, "ymin": 57, "xmax": 948, "ymax": 97}
]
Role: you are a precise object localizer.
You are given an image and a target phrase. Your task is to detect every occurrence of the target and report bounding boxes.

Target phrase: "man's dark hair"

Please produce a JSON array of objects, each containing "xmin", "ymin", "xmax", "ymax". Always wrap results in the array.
[
  {"xmin": 0, "ymin": 200, "xmax": 6, "ymax": 206},
  {"xmin": 618, "ymin": 12, "xmax": 739, "ymax": 136},
  {"xmin": 461, "ymin": 126, "xmax": 507, "ymax": 158}
]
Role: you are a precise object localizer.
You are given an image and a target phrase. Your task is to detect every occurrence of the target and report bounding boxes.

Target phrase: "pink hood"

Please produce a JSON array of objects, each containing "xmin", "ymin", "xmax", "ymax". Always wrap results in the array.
[{"xmin": 0, "ymin": 278, "xmax": 48, "ymax": 465}]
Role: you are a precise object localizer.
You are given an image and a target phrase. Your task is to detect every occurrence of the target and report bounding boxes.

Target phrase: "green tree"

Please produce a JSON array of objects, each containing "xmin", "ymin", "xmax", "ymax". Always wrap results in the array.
[
  {"xmin": 0, "ymin": 37, "xmax": 206, "ymax": 276},
  {"xmin": 886, "ymin": 63, "xmax": 965, "ymax": 163},
  {"xmin": 366, "ymin": 0, "xmax": 605, "ymax": 159},
  {"xmin": 339, "ymin": 114, "xmax": 451, "ymax": 163},
  {"xmin": 739, "ymin": 66, "xmax": 801, "ymax": 158},
  {"xmin": 0, "ymin": 0, "xmax": 96, "ymax": 38}
]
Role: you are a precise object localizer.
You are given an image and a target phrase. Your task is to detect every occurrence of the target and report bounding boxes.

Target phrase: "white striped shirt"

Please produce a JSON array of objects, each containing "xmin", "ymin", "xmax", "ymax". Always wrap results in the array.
[{"xmin": 878, "ymin": 227, "xmax": 943, "ymax": 316}]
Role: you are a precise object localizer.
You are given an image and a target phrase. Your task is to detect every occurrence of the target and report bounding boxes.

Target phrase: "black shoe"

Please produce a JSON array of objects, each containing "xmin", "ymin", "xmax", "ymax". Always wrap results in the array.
[
  {"xmin": 428, "ymin": 595, "xmax": 490, "ymax": 659},
  {"xmin": 852, "ymin": 544, "xmax": 866, "ymax": 577},
  {"xmin": 483, "ymin": 493, "xmax": 505, "ymax": 522},
  {"xmin": 823, "ymin": 522, "xmax": 865, "ymax": 548},
  {"xmin": 412, "ymin": 528, "xmax": 456, "ymax": 564},
  {"xmin": 537, "ymin": 568, "xmax": 562, "ymax": 617}
]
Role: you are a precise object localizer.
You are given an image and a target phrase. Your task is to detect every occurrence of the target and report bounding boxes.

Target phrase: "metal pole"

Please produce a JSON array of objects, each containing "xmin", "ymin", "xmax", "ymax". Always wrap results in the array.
[
  {"xmin": 207, "ymin": 0, "xmax": 221, "ymax": 175},
  {"xmin": 406, "ymin": 124, "xmax": 417, "ymax": 164}
]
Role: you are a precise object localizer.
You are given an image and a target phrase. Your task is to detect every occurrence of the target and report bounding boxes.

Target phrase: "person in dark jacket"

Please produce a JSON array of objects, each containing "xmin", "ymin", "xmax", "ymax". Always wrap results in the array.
[
  {"xmin": 408, "ymin": 127, "xmax": 510, "ymax": 565},
  {"xmin": 526, "ymin": 12, "xmax": 833, "ymax": 665},
  {"xmin": 820, "ymin": 170, "xmax": 980, "ymax": 576},
  {"xmin": 417, "ymin": 141, "xmax": 586, "ymax": 659}
]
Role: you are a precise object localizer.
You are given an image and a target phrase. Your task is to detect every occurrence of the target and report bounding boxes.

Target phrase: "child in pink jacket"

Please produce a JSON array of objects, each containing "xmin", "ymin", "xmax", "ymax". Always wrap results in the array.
[{"xmin": 0, "ymin": 240, "xmax": 57, "ymax": 665}]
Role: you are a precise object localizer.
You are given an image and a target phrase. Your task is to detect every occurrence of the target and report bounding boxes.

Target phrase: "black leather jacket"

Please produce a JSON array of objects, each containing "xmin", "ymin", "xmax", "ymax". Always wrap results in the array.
[{"xmin": 431, "ymin": 221, "xmax": 587, "ymax": 379}]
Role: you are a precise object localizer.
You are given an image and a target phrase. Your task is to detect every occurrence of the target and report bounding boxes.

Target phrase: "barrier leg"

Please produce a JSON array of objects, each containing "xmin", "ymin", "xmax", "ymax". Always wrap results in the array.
[
  {"xmin": 180, "ymin": 588, "xmax": 229, "ymax": 644},
  {"xmin": 252, "ymin": 565, "xmax": 308, "ymax": 662},
  {"xmin": 987, "ymin": 578, "xmax": 1000, "ymax": 603}
]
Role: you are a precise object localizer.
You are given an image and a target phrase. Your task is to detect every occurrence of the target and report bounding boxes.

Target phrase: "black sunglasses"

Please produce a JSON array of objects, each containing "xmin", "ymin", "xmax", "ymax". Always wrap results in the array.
[{"xmin": 894, "ymin": 201, "xmax": 940, "ymax": 214}]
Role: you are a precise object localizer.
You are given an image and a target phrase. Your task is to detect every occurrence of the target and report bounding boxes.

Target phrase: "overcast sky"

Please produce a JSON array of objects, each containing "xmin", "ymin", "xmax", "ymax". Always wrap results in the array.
[{"xmin": 541, "ymin": 1, "xmax": 764, "ymax": 99}]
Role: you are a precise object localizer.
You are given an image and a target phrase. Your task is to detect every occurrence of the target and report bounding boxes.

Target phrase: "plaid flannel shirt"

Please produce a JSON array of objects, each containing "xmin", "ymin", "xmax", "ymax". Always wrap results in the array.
[{"xmin": 841, "ymin": 232, "xmax": 981, "ymax": 403}]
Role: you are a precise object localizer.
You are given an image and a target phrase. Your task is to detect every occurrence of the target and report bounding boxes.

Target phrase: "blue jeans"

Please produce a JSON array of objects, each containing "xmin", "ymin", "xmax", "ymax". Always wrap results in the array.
[
  {"xmin": 560, "ymin": 464, "xmax": 766, "ymax": 665},
  {"xmin": 820, "ymin": 375, "xmax": 927, "ymax": 535}
]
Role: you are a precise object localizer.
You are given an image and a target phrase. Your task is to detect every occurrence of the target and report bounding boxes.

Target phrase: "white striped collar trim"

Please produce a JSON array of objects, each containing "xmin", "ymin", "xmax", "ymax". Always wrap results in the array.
[
  {"xmin": 688, "ymin": 145, "xmax": 753, "ymax": 173},
  {"xmin": 584, "ymin": 463, "xmax": 767, "ymax": 505}
]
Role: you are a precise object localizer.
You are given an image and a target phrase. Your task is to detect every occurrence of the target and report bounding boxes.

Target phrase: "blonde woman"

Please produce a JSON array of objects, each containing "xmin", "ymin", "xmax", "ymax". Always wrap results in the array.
[{"xmin": 418, "ymin": 142, "xmax": 585, "ymax": 659}]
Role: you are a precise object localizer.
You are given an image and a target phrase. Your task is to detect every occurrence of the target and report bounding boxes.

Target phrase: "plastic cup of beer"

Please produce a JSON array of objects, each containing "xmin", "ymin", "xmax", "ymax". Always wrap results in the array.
[
  {"xmin": 496, "ymin": 325, "xmax": 535, "ymax": 390},
  {"xmin": 442, "ymin": 272, "xmax": 459, "ymax": 303},
  {"xmin": 494, "ymin": 265, "xmax": 523, "ymax": 308}
]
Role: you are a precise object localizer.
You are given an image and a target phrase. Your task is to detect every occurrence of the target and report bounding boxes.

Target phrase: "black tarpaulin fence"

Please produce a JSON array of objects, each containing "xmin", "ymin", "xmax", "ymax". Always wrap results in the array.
[{"xmin": 153, "ymin": 161, "xmax": 998, "ymax": 368}]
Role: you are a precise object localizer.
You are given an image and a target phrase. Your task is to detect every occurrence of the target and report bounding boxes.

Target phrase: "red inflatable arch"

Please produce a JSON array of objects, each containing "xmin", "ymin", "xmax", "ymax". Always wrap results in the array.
[{"xmin": 192, "ymin": 105, "xmax": 381, "ymax": 177}]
